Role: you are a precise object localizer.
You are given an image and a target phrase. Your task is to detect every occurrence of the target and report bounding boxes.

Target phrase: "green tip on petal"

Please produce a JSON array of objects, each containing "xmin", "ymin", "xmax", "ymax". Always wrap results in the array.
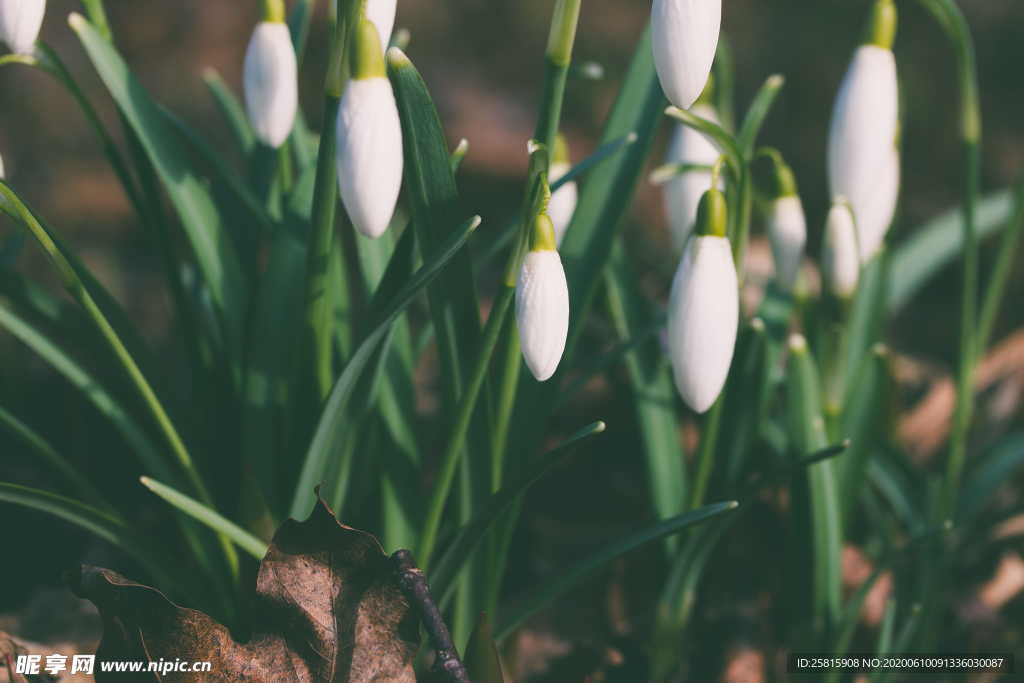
[
  {"xmin": 262, "ymin": 0, "xmax": 286, "ymax": 24},
  {"xmin": 756, "ymin": 148, "xmax": 799, "ymax": 199},
  {"xmin": 864, "ymin": 0, "xmax": 897, "ymax": 50},
  {"xmin": 351, "ymin": 17, "xmax": 387, "ymax": 80},
  {"xmin": 531, "ymin": 213, "xmax": 558, "ymax": 252},
  {"xmin": 695, "ymin": 188, "xmax": 728, "ymax": 238}
]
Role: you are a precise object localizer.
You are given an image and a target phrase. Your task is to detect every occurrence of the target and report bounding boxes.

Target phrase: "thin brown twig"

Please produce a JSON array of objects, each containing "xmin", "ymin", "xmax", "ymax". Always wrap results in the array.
[{"xmin": 392, "ymin": 549, "xmax": 471, "ymax": 683}]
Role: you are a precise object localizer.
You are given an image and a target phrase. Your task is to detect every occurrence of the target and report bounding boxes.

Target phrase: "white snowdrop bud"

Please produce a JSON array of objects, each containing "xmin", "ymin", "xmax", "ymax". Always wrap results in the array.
[
  {"xmin": 852, "ymin": 146, "xmax": 900, "ymax": 261},
  {"xmin": 768, "ymin": 196, "xmax": 807, "ymax": 292},
  {"xmin": 828, "ymin": 0, "xmax": 899, "ymax": 262},
  {"xmin": 0, "ymin": 151, "xmax": 5, "ymax": 179},
  {"xmin": 759, "ymin": 150, "xmax": 806, "ymax": 292},
  {"xmin": 663, "ymin": 103, "xmax": 722, "ymax": 253},
  {"xmin": 822, "ymin": 201, "xmax": 860, "ymax": 299},
  {"xmin": 548, "ymin": 135, "xmax": 577, "ymax": 246},
  {"xmin": 0, "ymin": 0, "xmax": 45, "ymax": 56},
  {"xmin": 366, "ymin": 0, "xmax": 397, "ymax": 51},
  {"xmin": 667, "ymin": 188, "xmax": 738, "ymax": 414},
  {"xmin": 243, "ymin": 17, "xmax": 298, "ymax": 148},
  {"xmin": 651, "ymin": 0, "xmax": 721, "ymax": 109},
  {"xmin": 336, "ymin": 21, "xmax": 403, "ymax": 239},
  {"xmin": 516, "ymin": 213, "xmax": 569, "ymax": 382}
]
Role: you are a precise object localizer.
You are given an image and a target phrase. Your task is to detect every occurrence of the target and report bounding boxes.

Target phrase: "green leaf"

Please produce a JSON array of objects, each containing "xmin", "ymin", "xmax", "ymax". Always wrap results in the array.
[
  {"xmin": 605, "ymin": 243, "xmax": 687, "ymax": 522},
  {"xmin": 290, "ymin": 215, "xmax": 481, "ymax": 519},
  {"xmin": 786, "ymin": 336, "xmax": 843, "ymax": 633},
  {"xmin": 203, "ymin": 68, "xmax": 255, "ymax": 157},
  {"xmin": 0, "ymin": 405, "xmax": 109, "ymax": 509},
  {"xmin": 887, "ymin": 190, "xmax": 1012, "ymax": 313},
  {"xmin": 495, "ymin": 500, "xmax": 738, "ymax": 641},
  {"xmin": 70, "ymin": 13, "xmax": 248, "ymax": 355},
  {"xmin": 0, "ymin": 304, "xmax": 172, "ymax": 484},
  {"xmin": 839, "ymin": 345, "xmax": 891, "ymax": 526},
  {"xmin": 0, "ymin": 482, "xmax": 183, "ymax": 597},
  {"xmin": 431, "ymin": 421, "xmax": 606, "ymax": 603},
  {"xmin": 958, "ymin": 433, "xmax": 1024, "ymax": 526},
  {"xmin": 737, "ymin": 74, "xmax": 785, "ymax": 156},
  {"xmin": 141, "ymin": 477, "xmax": 269, "ymax": 560}
]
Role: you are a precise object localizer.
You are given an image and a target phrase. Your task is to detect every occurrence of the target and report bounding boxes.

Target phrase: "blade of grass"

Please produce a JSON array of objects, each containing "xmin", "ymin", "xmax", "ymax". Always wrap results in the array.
[
  {"xmin": 432, "ymin": 421, "xmax": 606, "ymax": 604},
  {"xmin": 290, "ymin": 215, "xmax": 481, "ymax": 519},
  {"xmin": 140, "ymin": 477, "xmax": 269, "ymax": 560},
  {"xmin": 0, "ymin": 482, "xmax": 182, "ymax": 597},
  {"xmin": 494, "ymin": 501, "xmax": 739, "ymax": 641},
  {"xmin": 887, "ymin": 190, "xmax": 1012, "ymax": 313},
  {"xmin": 787, "ymin": 335, "xmax": 843, "ymax": 636},
  {"xmin": 70, "ymin": 13, "xmax": 248, "ymax": 357},
  {"xmin": 0, "ymin": 406, "xmax": 109, "ymax": 509}
]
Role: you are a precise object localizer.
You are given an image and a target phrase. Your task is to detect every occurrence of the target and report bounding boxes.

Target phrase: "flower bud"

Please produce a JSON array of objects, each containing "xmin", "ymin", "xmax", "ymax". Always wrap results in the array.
[
  {"xmin": 667, "ymin": 190, "xmax": 738, "ymax": 413},
  {"xmin": 516, "ymin": 214, "xmax": 569, "ymax": 382},
  {"xmin": 663, "ymin": 104, "xmax": 722, "ymax": 252},
  {"xmin": 822, "ymin": 201, "xmax": 860, "ymax": 299},
  {"xmin": 548, "ymin": 134, "xmax": 577, "ymax": 246},
  {"xmin": 759, "ymin": 151, "xmax": 805, "ymax": 292},
  {"xmin": 0, "ymin": 0, "xmax": 46, "ymax": 56},
  {"xmin": 828, "ymin": 0, "xmax": 899, "ymax": 262},
  {"xmin": 243, "ymin": 20, "xmax": 298, "ymax": 148},
  {"xmin": 0, "ymin": 151, "xmax": 5, "ymax": 179},
  {"xmin": 366, "ymin": 0, "xmax": 397, "ymax": 51},
  {"xmin": 651, "ymin": 0, "xmax": 721, "ymax": 110},
  {"xmin": 336, "ymin": 21, "xmax": 403, "ymax": 239}
]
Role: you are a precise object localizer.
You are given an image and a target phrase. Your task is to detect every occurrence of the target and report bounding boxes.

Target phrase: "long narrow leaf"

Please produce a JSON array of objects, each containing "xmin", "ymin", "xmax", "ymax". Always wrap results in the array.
[{"xmin": 495, "ymin": 501, "xmax": 739, "ymax": 641}]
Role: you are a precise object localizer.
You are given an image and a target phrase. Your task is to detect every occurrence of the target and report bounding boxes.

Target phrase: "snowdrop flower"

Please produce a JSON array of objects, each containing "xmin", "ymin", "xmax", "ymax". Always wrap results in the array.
[
  {"xmin": 663, "ymin": 103, "xmax": 722, "ymax": 253},
  {"xmin": 0, "ymin": 151, "xmax": 5, "ymax": 179},
  {"xmin": 822, "ymin": 200, "xmax": 860, "ymax": 299},
  {"xmin": 667, "ymin": 187, "xmax": 738, "ymax": 413},
  {"xmin": 548, "ymin": 134, "xmax": 578, "ymax": 246},
  {"xmin": 760, "ymin": 150, "xmax": 806, "ymax": 292},
  {"xmin": 651, "ymin": 0, "xmax": 721, "ymax": 109},
  {"xmin": 366, "ymin": 0, "xmax": 397, "ymax": 50},
  {"xmin": 852, "ymin": 145, "xmax": 900, "ymax": 261},
  {"xmin": 516, "ymin": 211, "xmax": 570, "ymax": 382},
  {"xmin": 243, "ymin": 0, "xmax": 298, "ymax": 148},
  {"xmin": 0, "ymin": 0, "xmax": 45, "ymax": 56},
  {"xmin": 336, "ymin": 20, "xmax": 403, "ymax": 239},
  {"xmin": 828, "ymin": 0, "xmax": 899, "ymax": 261}
]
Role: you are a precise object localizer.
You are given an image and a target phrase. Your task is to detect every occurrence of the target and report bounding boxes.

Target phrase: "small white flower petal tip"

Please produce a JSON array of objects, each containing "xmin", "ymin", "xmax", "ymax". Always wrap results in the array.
[
  {"xmin": 828, "ymin": 0, "xmax": 900, "ymax": 263},
  {"xmin": 243, "ymin": 12, "xmax": 298, "ymax": 149},
  {"xmin": 822, "ymin": 200, "xmax": 861, "ymax": 299},
  {"xmin": 651, "ymin": 0, "xmax": 721, "ymax": 109},
  {"xmin": 336, "ymin": 17, "xmax": 403, "ymax": 239},
  {"xmin": 667, "ymin": 188, "xmax": 738, "ymax": 414},
  {"xmin": 0, "ymin": 0, "xmax": 46, "ymax": 56},
  {"xmin": 516, "ymin": 214, "xmax": 570, "ymax": 382}
]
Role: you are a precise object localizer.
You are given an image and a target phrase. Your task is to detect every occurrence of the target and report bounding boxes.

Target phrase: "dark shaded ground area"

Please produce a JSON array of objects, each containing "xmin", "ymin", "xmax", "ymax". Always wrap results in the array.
[{"xmin": 1, "ymin": 1, "xmax": 1022, "ymax": 680}]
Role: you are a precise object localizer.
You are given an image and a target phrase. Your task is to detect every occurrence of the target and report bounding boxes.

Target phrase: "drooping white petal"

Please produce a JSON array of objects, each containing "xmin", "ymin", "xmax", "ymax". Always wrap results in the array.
[
  {"xmin": 366, "ymin": 0, "xmax": 397, "ymax": 50},
  {"xmin": 667, "ymin": 235, "xmax": 738, "ymax": 413},
  {"xmin": 663, "ymin": 104, "xmax": 722, "ymax": 253},
  {"xmin": 852, "ymin": 147, "xmax": 900, "ymax": 261},
  {"xmin": 548, "ymin": 162, "xmax": 578, "ymax": 246},
  {"xmin": 244, "ymin": 22, "xmax": 298, "ymax": 148},
  {"xmin": 651, "ymin": 0, "xmax": 721, "ymax": 109},
  {"xmin": 822, "ymin": 202, "xmax": 860, "ymax": 298},
  {"xmin": 828, "ymin": 45, "xmax": 899, "ymax": 257},
  {"xmin": 767, "ymin": 196, "xmax": 807, "ymax": 292},
  {"xmin": 0, "ymin": 0, "xmax": 46, "ymax": 56},
  {"xmin": 336, "ymin": 77, "xmax": 404, "ymax": 239},
  {"xmin": 516, "ymin": 250, "xmax": 570, "ymax": 382}
]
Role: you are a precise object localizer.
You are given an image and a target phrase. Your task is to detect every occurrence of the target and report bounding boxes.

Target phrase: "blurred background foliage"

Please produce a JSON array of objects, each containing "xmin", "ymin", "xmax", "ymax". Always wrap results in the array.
[{"xmin": 1, "ymin": 0, "xmax": 1022, "ymax": 678}]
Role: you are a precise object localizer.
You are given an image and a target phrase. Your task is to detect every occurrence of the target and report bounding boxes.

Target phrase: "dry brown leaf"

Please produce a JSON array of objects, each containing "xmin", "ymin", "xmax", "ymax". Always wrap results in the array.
[{"xmin": 68, "ymin": 498, "xmax": 419, "ymax": 682}]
